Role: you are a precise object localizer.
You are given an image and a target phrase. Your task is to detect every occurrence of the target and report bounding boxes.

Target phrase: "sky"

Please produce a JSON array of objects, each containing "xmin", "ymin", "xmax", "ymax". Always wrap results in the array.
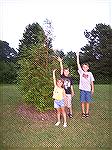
[{"xmin": 0, "ymin": 0, "xmax": 112, "ymax": 53}]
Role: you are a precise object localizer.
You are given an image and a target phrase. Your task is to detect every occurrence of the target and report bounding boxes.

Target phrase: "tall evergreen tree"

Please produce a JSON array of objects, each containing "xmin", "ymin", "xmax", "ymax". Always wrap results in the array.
[{"xmin": 18, "ymin": 22, "xmax": 59, "ymax": 111}]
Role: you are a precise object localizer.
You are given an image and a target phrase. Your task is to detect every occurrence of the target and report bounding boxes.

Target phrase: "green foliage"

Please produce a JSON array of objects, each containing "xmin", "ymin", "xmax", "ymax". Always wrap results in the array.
[
  {"xmin": 64, "ymin": 51, "xmax": 79, "ymax": 83},
  {"xmin": 18, "ymin": 22, "xmax": 59, "ymax": 111},
  {"xmin": 81, "ymin": 23, "xmax": 112, "ymax": 84},
  {"xmin": 0, "ymin": 60, "xmax": 17, "ymax": 84},
  {"xmin": 18, "ymin": 44, "xmax": 56, "ymax": 111},
  {"xmin": 0, "ymin": 40, "xmax": 17, "ymax": 60},
  {"xmin": 18, "ymin": 22, "xmax": 45, "ymax": 57},
  {"xmin": 0, "ymin": 40, "xmax": 18, "ymax": 84}
]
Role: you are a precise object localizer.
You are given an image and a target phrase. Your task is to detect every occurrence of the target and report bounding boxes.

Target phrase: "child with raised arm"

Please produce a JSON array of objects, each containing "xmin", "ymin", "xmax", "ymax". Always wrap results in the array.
[
  {"xmin": 76, "ymin": 52, "xmax": 95, "ymax": 118},
  {"xmin": 58, "ymin": 57, "xmax": 75, "ymax": 118},
  {"xmin": 53, "ymin": 69, "xmax": 67, "ymax": 127}
]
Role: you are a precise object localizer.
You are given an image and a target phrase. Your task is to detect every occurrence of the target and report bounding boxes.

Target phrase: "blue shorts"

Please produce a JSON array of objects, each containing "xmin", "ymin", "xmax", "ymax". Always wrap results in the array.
[
  {"xmin": 80, "ymin": 90, "xmax": 92, "ymax": 102},
  {"xmin": 54, "ymin": 99, "xmax": 64, "ymax": 108}
]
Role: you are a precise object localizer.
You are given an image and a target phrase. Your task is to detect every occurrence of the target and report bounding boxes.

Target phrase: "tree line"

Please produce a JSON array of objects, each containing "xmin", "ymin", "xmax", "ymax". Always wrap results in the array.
[
  {"xmin": 0, "ymin": 21, "xmax": 112, "ymax": 110},
  {"xmin": 0, "ymin": 41, "xmax": 18, "ymax": 83},
  {"xmin": 0, "ymin": 22, "xmax": 112, "ymax": 85}
]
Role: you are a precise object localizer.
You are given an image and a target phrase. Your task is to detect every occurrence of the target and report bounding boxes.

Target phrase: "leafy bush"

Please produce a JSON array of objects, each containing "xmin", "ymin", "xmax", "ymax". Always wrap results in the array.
[{"xmin": 17, "ymin": 44, "xmax": 60, "ymax": 111}]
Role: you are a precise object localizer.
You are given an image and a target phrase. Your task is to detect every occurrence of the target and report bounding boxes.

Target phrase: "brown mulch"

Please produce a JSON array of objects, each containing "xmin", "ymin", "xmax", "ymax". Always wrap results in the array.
[{"xmin": 17, "ymin": 103, "xmax": 57, "ymax": 122}]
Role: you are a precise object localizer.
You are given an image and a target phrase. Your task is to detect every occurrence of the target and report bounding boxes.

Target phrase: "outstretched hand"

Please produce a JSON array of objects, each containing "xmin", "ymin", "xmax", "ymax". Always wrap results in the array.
[
  {"xmin": 75, "ymin": 50, "xmax": 80, "ymax": 56},
  {"xmin": 57, "ymin": 57, "xmax": 63, "ymax": 62},
  {"xmin": 53, "ymin": 69, "xmax": 57, "ymax": 72}
]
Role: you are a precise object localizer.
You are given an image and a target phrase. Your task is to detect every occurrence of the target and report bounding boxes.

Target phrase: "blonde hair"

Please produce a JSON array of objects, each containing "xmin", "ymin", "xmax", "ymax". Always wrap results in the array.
[{"xmin": 56, "ymin": 79, "xmax": 64, "ymax": 88}]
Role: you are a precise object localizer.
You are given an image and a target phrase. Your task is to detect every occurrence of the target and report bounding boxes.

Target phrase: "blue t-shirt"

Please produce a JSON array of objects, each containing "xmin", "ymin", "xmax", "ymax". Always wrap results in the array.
[{"xmin": 61, "ymin": 74, "xmax": 74, "ymax": 94}]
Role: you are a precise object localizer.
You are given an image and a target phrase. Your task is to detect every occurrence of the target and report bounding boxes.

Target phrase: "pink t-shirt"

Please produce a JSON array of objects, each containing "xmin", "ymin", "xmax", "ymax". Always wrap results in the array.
[{"xmin": 78, "ymin": 67, "xmax": 95, "ymax": 91}]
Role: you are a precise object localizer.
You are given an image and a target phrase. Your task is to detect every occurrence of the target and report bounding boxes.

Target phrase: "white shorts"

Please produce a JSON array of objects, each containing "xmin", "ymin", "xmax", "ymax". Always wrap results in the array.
[
  {"xmin": 54, "ymin": 99, "xmax": 64, "ymax": 109},
  {"xmin": 64, "ymin": 94, "xmax": 72, "ymax": 108}
]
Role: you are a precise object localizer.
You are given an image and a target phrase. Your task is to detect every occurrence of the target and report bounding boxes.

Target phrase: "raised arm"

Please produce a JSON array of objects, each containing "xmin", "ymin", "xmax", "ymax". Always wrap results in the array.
[
  {"xmin": 53, "ymin": 69, "xmax": 57, "ymax": 87},
  {"xmin": 58, "ymin": 57, "xmax": 63, "ymax": 75},
  {"xmin": 76, "ymin": 51, "xmax": 81, "ymax": 69}
]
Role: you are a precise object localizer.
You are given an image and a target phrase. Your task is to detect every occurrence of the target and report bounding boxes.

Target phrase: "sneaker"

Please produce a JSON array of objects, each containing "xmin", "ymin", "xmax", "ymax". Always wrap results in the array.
[
  {"xmin": 82, "ymin": 113, "xmax": 86, "ymax": 118},
  {"xmin": 68, "ymin": 113, "xmax": 73, "ymax": 118},
  {"xmin": 63, "ymin": 123, "xmax": 67, "ymax": 128},
  {"xmin": 55, "ymin": 122, "xmax": 60, "ymax": 126},
  {"xmin": 85, "ymin": 113, "xmax": 89, "ymax": 118}
]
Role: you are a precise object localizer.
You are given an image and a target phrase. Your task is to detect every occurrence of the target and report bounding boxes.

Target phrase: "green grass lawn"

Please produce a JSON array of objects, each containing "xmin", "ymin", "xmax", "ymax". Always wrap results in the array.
[{"xmin": 0, "ymin": 84, "xmax": 111, "ymax": 150}]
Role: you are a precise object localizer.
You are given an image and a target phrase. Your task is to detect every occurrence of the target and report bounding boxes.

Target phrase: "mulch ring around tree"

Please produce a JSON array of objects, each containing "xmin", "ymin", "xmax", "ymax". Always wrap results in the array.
[{"xmin": 17, "ymin": 103, "xmax": 57, "ymax": 123}]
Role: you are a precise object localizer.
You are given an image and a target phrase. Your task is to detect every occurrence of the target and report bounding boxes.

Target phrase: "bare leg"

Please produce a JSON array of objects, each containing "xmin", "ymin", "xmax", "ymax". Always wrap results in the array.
[
  {"xmin": 69, "ymin": 106, "xmax": 72, "ymax": 115},
  {"xmin": 61, "ymin": 107, "xmax": 67, "ymax": 123},
  {"xmin": 81, "ymin": 102, "xmax": 85, "ymax": 114},
  {"xmin": 86, "ymin": 102, "xmax": 89, "ymax": 114},
  {"xmin": 57, "ymin": 108, "xmax": 61, "ymax": 122},
  {"xmin": 68, "ymin": 95, "xmax": 73, "ymax": 117},
  {"xmin": 64, "ymin": 106, "xmax": 68, "ymax": 114}
]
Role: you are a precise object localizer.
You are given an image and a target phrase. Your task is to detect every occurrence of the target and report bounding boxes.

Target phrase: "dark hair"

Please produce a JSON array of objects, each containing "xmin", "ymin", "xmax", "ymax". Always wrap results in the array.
[
  {"xmin": 81, "ymin": 63, "xmax": 89, "ymax": 68},
  {"xmin": 64, "ymin": 68, "xmax": 69, "ymax": 71}
]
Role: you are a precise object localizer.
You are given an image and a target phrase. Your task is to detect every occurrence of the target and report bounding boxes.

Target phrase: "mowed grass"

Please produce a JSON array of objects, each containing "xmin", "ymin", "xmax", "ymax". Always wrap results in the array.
[{"xmin": 0, "ymin": 84, "xmax": 111, "ymax": 150}]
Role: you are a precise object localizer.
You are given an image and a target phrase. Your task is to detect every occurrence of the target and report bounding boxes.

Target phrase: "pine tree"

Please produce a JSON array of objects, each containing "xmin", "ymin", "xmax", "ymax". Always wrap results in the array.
[{"xmin": 18, "ymin": 22, "xmax": 59, "ymax": 111}]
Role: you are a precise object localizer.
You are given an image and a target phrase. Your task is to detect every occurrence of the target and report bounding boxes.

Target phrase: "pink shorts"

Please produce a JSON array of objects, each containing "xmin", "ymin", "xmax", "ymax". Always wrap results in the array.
[{"xmin": 64, "ymin": 94, "xmax": 72, "ymax": 108}]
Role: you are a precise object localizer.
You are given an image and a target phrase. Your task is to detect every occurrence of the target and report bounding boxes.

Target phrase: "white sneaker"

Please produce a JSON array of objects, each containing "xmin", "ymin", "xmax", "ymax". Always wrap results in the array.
[
  {"xmin": 55, "ymin": 122, "xmax": 60, "ymax": 126},
  {"xmin": 63, "ymin": 123, "xmax": 67, "ymax": 127}
]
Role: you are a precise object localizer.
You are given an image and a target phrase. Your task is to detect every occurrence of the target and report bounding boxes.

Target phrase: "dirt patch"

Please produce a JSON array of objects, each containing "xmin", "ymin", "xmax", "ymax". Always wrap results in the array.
[{"xmin": 17, "ymin": 103, "xmax": 57, "ymax": 122}]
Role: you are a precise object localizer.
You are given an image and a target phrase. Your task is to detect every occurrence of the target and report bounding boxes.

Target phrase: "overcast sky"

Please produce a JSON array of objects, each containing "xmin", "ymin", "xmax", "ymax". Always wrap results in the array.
[{"xmin": 0, "ymin": 0, "xmax": 112, "ymax": 53}]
